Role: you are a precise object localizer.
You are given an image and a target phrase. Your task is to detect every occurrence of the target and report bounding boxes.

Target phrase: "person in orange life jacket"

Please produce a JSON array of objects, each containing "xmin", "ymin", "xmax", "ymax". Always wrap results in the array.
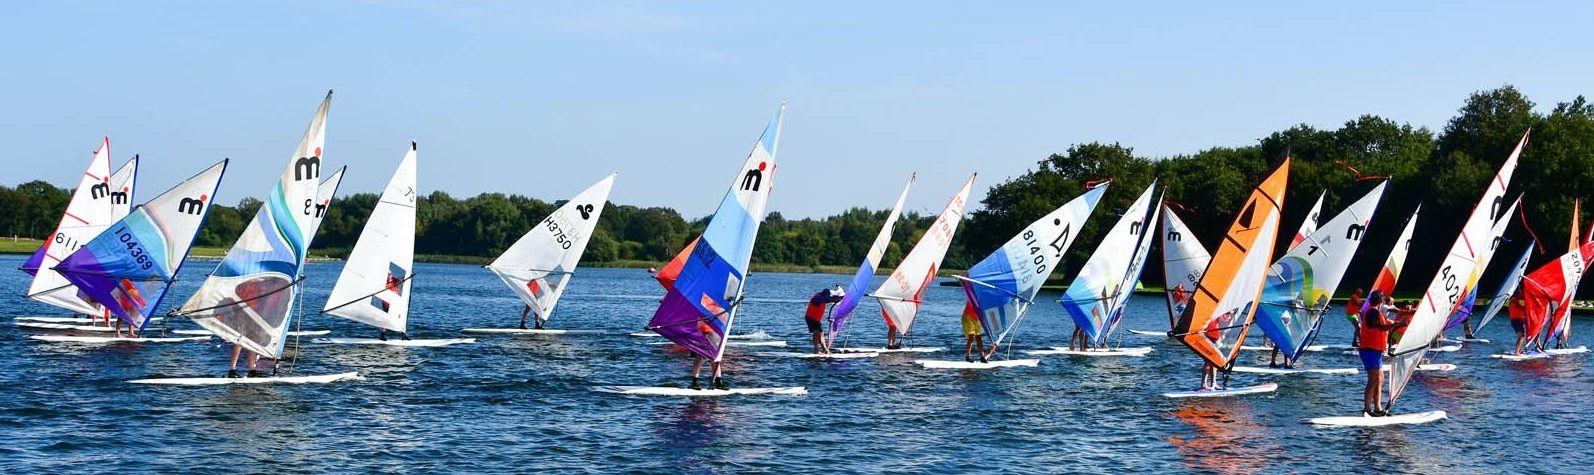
[{"xmin": 805, "ymin": 286, "xmax": 844, "ymax": 354}]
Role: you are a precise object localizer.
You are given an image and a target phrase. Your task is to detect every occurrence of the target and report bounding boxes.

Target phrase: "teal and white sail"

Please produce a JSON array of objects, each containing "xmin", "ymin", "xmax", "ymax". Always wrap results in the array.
[
  {"xmin": 1288, "ymin": 191, "xmax": 1326, "ymax": 251},
  {"xmin": 1161, "ymin": 205, "xmax": 1210, "ymax": 329},
  {"xmin": 828, "ymin": 173, "xmax": 914, "ymax": 343},
  {"xmin": 1059, "ymin": 181, "xmax": 1160, "ymax": 345},
  {"xmin": 325, "ymin": 143, "xmax": 417, "ymax": 331},
  {"xmin": 176, "ymin": 91, "xmax": 332, "ymax": 359},
  {"xmin": 962, "ymin": 183, "xmax": 1105, "ymax": 348},
  {"xmin": 1478, "ymin": 243, "xmax": 1534, "ymax": 333},
  {"xmin": 1254, "ymin": 181, "xmax": 1386, "ymax": 363}
]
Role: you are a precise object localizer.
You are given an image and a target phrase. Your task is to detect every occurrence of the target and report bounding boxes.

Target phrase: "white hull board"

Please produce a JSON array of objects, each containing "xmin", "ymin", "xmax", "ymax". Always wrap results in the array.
[
  {"xmin": 914, "ymin": 359, "xmax": 1039, "ymax": 369},
  {"xmin": 1023, "ymin": 347, "xmax": 1154, "ymax": 357},
  {"xmin": 31, "ymin": 335, "xmax": 209, "ymax": 344},
  {"xmin": 1162, "ymin": 382, "xmax": 1279, "ymax": 398},
  {"xmin": 1311, "ymin": 410, "xmax": 1447, "ymax": 427},
  {"xmin": 1232, "ymin": 366, "xmax": 1358, "ymax": 375},
  {"xmin": 590, "ymin": 385, "xmax": 807, "ymax": 396},
  {"xmin": 130, "ymin": 372, "xmax": 362, "ymax": 385},
  {"xmin": 313, "ymin": 338, "xmax": 475, "ymax": 347}
]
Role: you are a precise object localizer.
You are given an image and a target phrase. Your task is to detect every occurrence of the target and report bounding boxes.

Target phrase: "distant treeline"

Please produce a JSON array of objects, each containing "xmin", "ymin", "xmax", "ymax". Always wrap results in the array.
[{"xmin": 2, "ymin": 86, "xmax": 1591, "ymax": 295}]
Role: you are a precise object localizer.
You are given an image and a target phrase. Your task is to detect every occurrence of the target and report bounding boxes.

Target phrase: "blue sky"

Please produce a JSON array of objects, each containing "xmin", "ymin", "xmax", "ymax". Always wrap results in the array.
[{"xmin": 4, "ymin": 1, "xmax": 1592, "ymax": 218}]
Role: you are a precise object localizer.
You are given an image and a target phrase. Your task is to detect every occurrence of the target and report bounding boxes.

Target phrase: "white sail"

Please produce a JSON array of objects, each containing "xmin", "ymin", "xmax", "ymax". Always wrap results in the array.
[
  {"xmin": 324, "ymin": 144, "xmax": 417, "ymax": 331},
  {"xmin": 1059, "ymin": 181, "xmax": 1160, "ymax": 345},
  {"xmin": 1288, "ymin": 191, "xmax": 1326, "ymax": 251},
  {"xmin": 487, "ymin": 172, "xmax": 617, "ymax": 324},
  {"xmin": 27, "ymin": 138, "xmax": 116, "ymax": 315},
  {"xmin": 1161, "ymin": 205, "xmax": 1210, "ymax": 327},
  {"xmin": 1388, "ymin": 131, "xmax": 1524, "ymax": 407},
  {"xmin": 179, "ymin": 91, "xmax": 332, "ymax": 359},
  {"xmin": 872, "ymin": 174, "xmax": 975, "ymax": 334}
]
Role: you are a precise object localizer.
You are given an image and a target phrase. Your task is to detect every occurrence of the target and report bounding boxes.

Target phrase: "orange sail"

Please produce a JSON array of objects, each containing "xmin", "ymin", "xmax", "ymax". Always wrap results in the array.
[{"xmin": 1173, "ymin": 157, "xmax": 1290, "ymax": 369}]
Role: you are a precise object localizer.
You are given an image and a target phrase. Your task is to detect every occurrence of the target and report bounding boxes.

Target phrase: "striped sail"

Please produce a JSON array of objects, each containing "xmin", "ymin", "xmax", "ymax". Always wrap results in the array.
[
  {"xmin": 1443, "ymin": 197, "xmax": 1518, "ymax": 331},
  {"xmin": 1477, "ymin": 243, "xmax": 1534, "ymax": 332},
  {"xmin": 1362, "ymin": 206, "xmax": 1422, "ymax": 315},
  {"xmin": 25, "ymin": 138, "xmax": 114, "ymax": 315},
  {"xmin": 872, "ymin": 174, "xmax": 975, "ymax": 335},
  {"xmin": 1161, "ymin": 205, "xmax": 1210, "ymax": 329},
  {"xmin": 828, "ymin": 173, "xmax": 914, "ymax": 342},
  {"xmin": 56, "ymin": 161, "xmax": 228, "ymax": 329},
  {"xmin": 967, "ymin": 183, "xmax": 1106, "ymax": 347},
  {"xmin": 487, "ymin": 172, "xmax": 617, "ymax": 326},
  {"xmin": 645, "ymin": 104, "xmax": 783, "ymax": 362},
  {"xmin": 1255, "ymin": 181, "xmax": 1385, "ymax": 362},
  {"xmin": 177, "ymin": 92, "xmax": 332, "ymax": 359},
  {"xmin": 325, "ymin": 144, "xmax": 418, "ymax": 331},
  {"xmin": 1287, "ymin": 191, "xmax": 1326, "ymax": 251},
  {"xmin": 1174, "ymin": 158, "xmax": 1289, "ymax": 369},
  {"xmin": 1387, "ymin": 131, "xmax": 1524, "ymax": 408},
  {"xmin": 1060, "ymin": 181, "xmax": 1159, "ymax": 345}
]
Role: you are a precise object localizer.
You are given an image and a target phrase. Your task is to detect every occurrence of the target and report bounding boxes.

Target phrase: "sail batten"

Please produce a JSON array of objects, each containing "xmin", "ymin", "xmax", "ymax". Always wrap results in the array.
[
  {"xmin": 324, "ymin": 144, "xmax": 418, "ymax": 332},
  {"xmin": 1061, "ymin": 181, "xmax": 1159, "ymax": 346}
]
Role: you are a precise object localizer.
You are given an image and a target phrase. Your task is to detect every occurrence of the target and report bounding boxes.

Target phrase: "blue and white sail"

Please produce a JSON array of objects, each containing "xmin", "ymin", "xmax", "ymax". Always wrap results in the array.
[
  {"xmin": 962, "ymin": 183, "xmax": 1105, "ymax": 348},
  {"xmin": 827, "ymin": 173, "xmax": 914, "ymax": 343},
  {"xmin": 1060, "ymin": 181, "xmax": 1160, "ymax": 346},
  {"xmin": 176, "ymin": 91, "xmax": 332, "ymax": 359}
]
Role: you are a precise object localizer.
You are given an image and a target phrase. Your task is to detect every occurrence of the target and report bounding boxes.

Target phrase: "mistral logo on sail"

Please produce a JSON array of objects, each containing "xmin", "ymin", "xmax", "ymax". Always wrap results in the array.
[
  {"xmin": 741, "ymin": 162, "xmax": 767, "ymax": 192},
  {"xmin": 178, "ymin": 194, "xmax": 208, "ymax": 215},
  {"xmin": 295, "ymin": 147, "xmax": 323, "ymax": 181}
]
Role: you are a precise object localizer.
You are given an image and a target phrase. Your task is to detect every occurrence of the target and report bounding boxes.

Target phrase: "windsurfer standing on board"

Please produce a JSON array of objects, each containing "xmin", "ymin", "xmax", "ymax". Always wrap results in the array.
[{"xmin": 804, "ymin": 286, "xmax": 843, "ymax": 354}]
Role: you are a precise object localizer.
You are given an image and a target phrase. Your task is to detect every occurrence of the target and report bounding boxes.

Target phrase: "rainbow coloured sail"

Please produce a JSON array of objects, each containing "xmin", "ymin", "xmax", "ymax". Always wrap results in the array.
[
  {"xmin": 966, "ymin": 182, "xmax": 1105, "ymax": 347},
  {"xmin": 176, "ymin": 91, "xmax": 331, "ymax": 359},
  {"xmin": 1254, "ymin": 181, "xmax": 1384, "ymax": 363},
  {"xmin": 55, "ymin": 160, "xmax": 228, "ymax": 329},
  {"xmin": 645, "ymin": 104, "xmax": 783, "ymax": 362},
  {"xmin": 1060, "ymin": 181, "xmax": 1158, "ymax": 346},
  {"xmin": 827, "ymin": 173, "xmax": 914, "ymax": 343}
]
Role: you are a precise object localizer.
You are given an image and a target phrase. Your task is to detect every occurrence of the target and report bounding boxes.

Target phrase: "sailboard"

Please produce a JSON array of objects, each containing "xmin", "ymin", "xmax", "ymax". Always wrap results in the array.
[
  {"xmin": 1288, "ymin": 191, "xmax": 1326, "ymax": 251},
  {"xmin": 1254, "ymin": 181, "xmax": 1386, "ymax": 366},
  {"xmin": 872, "ymin": 174, "xmax": 976, "ymax": 339},
  {"xmin": 174, "ymin": 91, "xmax": 334, "ymax": 361},
  {"xmin": 1060, "ymin": 181, "xmax": 1160, "ymax": 348},
  {"xmin": 483, "ymin": 172, "xmax": 617, "ymax": 330},
  {"xmin": 1161, "ymin": 204, "xmax": 1211, "ymax": 331},
  {"xmin": 939, "ymin": 181, "xmax": 1105, "ymax": 368},
  {"xmin": 1477, "ymin": 243, "xmax": 1534, "ymax": 333},
  {"xmin": 1169, "ymin": 157, "xmax": 1290, "ymax": 393},
  {"xmin": 25, "ymin": 138, "xmax": 122, "ymax": 317},
  {"xmin": 55, "ymin": 160, "xmax": 228, "ymax": 331},
  {"xmin": 827, "ymin": 173, "xmax": 914, "ymax": 345},
  {"xmin": 625, "ymin": 104, "xmax": 789, "ymax": 393},
  {"xmin": 130, "ymin": 372, "xmax": 362, "ymax": 386}
]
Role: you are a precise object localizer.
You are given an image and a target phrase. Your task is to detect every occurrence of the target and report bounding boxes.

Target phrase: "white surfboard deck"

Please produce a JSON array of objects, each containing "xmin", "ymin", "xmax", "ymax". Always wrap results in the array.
[
  {"xmin": 1162, "ymin": 382, "xmax": 1279, "ymax": 398},
  {"xmin": 461, "ymin": 328, "xmax": 605, "ymax": 335},
  {"xmin": 832, "ymin": 346, "xmax": 944, "ymax": 354},
  {"xmin": 313, "ymin": 337, "xmax": 475, "ymax": 347},
  {"xmin": 627, "ymin": 331, "xmax": 772, "ymax": 340},
  {"xmin": 129, "ymin": 372, "xmax": 363, "ymax": 386},
  {"xmin": 755, "ymin": 351, "xmax": 880, "ymax": 359},
  {"xmin": 1493, "ymin": 352, "xmax": 1551, "ymax": 361},
  {"xmin": 1310, "ymin": 410, "xmax": 1447, "ymax": 427},
  {"xmin": 1546, "ymin": 346, "xmax": 1589, "ymax": 355},
  {"xmin": 1231, "ymin": 366, "xmax": 1358, "ymax": 375},
  {"xmin": 30, "ymin": 335, "xmax": 209, "ymax": 344},
  {"xmin": 649, "ymin": 340, "xmax": 787, "ymax": 348},
  {"xmin": 16, "ymin": 316, "xmax": 163, "ymax": 324},
  {"xmin": 1127, "ymin": 329, "xmax": 1169, "ymax": 337},
  {"xmin": 914, "ymin": 359, "xmax": 1040, "ymax": 369},
  {"xmin": 589, "ymin": 385, "xmax": 807, "ymax": 396},
  {"xmin": 15, "ymin": 321, "xmax": 119, "ymax": 332},
  {"xmin": 1023, "ymin": 347, "xmax": 1154, "ymax": 357}
]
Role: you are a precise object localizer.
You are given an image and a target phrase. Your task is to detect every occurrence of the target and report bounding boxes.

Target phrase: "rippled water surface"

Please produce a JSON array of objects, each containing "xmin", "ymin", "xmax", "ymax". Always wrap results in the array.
[{"xmin": 1, "ymin": 254, "xmax": 1590, "ymax": 473}]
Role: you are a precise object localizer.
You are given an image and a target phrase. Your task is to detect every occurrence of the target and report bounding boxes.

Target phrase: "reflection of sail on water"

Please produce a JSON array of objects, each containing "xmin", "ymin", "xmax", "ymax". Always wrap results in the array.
[
  {"xmin": 872, "ymin": 175, "xmax": 975, "ymax": 335},
  {"xmin": 56, "ymin": 161, "xmax": 228, "ymax": 329},
  {"xmin": 1060, "ymin": 181, "xmax": 1158, "ymax": 345},
  {"xmin": 1387, "ymin": 131, "xmax": 1524, "ymax": 409},
  {"xmin": 177, "ymin": 92, "xmax": 332, "ymax": 359},
  {"xmin": 1254, "ymin": 181, "xmax": 1385, "ymax": 363},
  {"xmin": 1173, "ymin": 158, "xmax": 1289, "ymax": 369},
  {"xmin": 828, "ymin": 173, "xmax": 913, "ymax": 342},
  {"xmin": 645, "ymin": 104, "xmax": 783, "ymax": 361},
  {"xmin": 964, "ymin": 183, "xmax": 1104, "ymax": 348},
  {"xmin": 1161, "ymin": 205, "xmax": 1210, "ymax": 329},
  {"xmin": 25, "ymin": 139, "xmax": 119, "ymax": 315},
  {"xmin": 486, "ymin": 173, "xmax": 616, "ymax": 326}
]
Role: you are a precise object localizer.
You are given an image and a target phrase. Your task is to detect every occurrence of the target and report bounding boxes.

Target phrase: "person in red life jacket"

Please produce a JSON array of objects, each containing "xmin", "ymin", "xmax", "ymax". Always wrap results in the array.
[
  {"xmin": 1357, "ymin": 290, "xmax": 1409, "ymax": 416},
  {"xmin": 804, "ymin": 286, "xmax": 844, "ymax": 354},
  {"xmin": 1508, "ymin": 291, "xmax": 1529, "ymax": 355}
]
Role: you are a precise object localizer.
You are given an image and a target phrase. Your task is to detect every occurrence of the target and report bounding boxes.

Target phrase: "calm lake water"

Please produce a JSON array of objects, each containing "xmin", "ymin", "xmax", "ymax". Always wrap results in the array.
[{"xmin": 0, "ymin": 254, "xmax": 1589, "ymax": 473}]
